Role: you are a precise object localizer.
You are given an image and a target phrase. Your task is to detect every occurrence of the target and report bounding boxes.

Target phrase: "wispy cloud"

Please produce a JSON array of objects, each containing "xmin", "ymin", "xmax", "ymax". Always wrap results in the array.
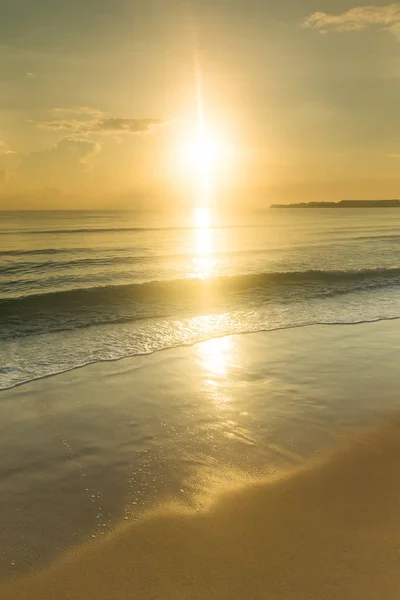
[
  {"xmin": 387, "ymin": 152, "xmax": 400, "ymax": 158},
  {"xmin": 35, "ymin": 107, "xmax": 164, "ymax": 136},
  {"xmin": 52, "ymin": 106, "xmax": 105, "ymax": 118},
  {"xmin": 303, "ymin": 3, "xmax": 400, "ymax": 38},
  {"xmin": 0, "ymin": 134, "xmax": 16, "ymax": 155},
  {"xmin": 21, "ymin": 138, "xmax": 101, "ymax": 165}
]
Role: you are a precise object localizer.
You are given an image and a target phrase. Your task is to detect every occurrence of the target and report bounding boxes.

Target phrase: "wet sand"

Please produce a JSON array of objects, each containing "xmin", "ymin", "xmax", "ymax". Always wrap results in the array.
[
  {"xmin": 1, "ymin": 320, "xmax": 400, "ymax": 596},
  {"xmin": 3, "ymin": 417, "xmax": 400, "ymax": 600}
]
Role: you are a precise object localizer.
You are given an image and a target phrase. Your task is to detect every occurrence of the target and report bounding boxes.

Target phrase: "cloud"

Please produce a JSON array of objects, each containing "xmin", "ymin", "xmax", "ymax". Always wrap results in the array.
[
  {"xmin": 387, "ymin": 152, "xmax": 400, "ymax": 158},
  {"xmin": 92, "ymin": 118, "xmax": 164, "ymax": 133},
  {"xmin": 303, "ymin": 3, "xmax": 400, "ymax": 37},
  {"xmin": 52, "ymin": 106, "xmax": 105, "ymax": 118},
  {"xmin": 17, "ymin": 138, "xmax": 101, "ymax": 191},
  {"xmin": 33, "ymin": 137, "xmax": 101, "ymax": 164},
  {"xmin": 0, "ymin": 134, "xmax": 16, "ymax": 155},
  {"xmin": 38, "ymin": 118, "xmax": 163, "ymax": 134},
  {"xmin": 27, "ymin": 72, "xmax": 36, "ymax": 78},
  {"xmin": 35, "ymin": 108, "xmax": 164, "ymax": 136},
  {"xmin": 391, "ymin": 22, "xmax": 400, "ymax": 37}
]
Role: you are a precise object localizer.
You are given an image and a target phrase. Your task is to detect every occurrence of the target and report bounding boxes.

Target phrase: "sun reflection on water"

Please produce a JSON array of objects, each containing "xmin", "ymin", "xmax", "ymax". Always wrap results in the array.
[{"xmin": 192, "ymin": 207, "xmax": 216, "ymax": 279}]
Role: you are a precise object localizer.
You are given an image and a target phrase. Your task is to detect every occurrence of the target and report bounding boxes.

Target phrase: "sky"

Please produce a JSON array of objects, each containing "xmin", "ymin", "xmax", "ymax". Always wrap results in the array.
[{"xmin": 0, "ymin": 0, "xmax": 400, "ymax": 210}]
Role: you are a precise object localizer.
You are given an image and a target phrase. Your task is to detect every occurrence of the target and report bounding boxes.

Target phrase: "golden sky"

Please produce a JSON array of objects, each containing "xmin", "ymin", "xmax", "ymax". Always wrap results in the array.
[{"xmin": 0, "ymin": 0, "xmax": 400, "ymax": 210}]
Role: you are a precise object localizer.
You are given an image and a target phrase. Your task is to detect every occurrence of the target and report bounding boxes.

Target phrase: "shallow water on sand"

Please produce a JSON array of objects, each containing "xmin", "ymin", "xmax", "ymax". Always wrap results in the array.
[{"xmin": 1, "ymin": 319, "xmax": 400, "ymax": 581}]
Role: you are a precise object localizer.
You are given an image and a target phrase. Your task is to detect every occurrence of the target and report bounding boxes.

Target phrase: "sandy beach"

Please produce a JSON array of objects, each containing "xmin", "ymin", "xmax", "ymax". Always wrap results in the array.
[
  {"xmin": 3, "ymin": 415, "xmax": 400, "ymax": 599},
  {"xmin": 1, "ymin": 319, "xmax": 400, "ymax": 597}
]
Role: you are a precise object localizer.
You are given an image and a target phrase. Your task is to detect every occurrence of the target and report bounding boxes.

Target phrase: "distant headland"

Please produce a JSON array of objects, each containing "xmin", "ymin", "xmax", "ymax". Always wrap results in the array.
[{"xmin": 271, "ymin": 200, "xmax": 400, "ymax": 208}]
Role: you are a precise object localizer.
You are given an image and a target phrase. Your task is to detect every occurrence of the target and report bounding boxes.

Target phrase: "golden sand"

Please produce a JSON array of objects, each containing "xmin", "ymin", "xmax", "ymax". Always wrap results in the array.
[{"xmin": 3, "ymin": 418, "xmax": 400, "ymax": 600}]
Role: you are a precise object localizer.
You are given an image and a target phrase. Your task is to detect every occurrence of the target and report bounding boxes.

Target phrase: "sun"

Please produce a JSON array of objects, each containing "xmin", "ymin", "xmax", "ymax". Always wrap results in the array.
[
  {"xmin": 195, "ymin": 206, "xmax": 211, "ymax": 228},
  {"xmin": 184, "ymin": 131, "xmax": 223, "ymax": 204},
  {"xmin": 177, "ymin": 53, "xmax": 231, "ymax": 205},
  {"xmin": 187, "ymin": 135, "xmax": 220, "ymax": 171}
]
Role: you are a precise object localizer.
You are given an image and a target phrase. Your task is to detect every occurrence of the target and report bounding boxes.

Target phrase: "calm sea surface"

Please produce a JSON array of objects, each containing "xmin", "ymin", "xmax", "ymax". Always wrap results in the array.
[{"xmin": 1, "ymin": 208, "xmax": 400, "ymax": 389}]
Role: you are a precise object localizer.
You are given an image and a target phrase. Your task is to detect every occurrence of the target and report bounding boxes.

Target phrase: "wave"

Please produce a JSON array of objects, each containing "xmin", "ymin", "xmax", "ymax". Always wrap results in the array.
[
  {"xmin": 0, "ymin": 247, "xmax": 91, "ymax": 257},
  {"xmin": 1, "ymin": 267, "xmax": 400, "ymax": 340},
  {"xmin": 0, "ymin": 226, "xmax": 175, "ymax": 235},
  {"xmin": 0, "ymin": 255, "xmax": 147, "ymax": 275},
  {"xmin": 355, "ymin": 233, "xmax": 400, "ymax": 242},
  {"xmin": 4, "ymin": 228, "xmax": 400, "ymax": 244},
  {"xmin": 3, "ymin": 266, "xmax": 400, "ymax": 301},
  {"xmin": 0, "ymin": 224, "xmax": 251, "ymax": 236},
  {"xmin": 0, "ymin": 247, "xmax": 278, "ymax": 274}
]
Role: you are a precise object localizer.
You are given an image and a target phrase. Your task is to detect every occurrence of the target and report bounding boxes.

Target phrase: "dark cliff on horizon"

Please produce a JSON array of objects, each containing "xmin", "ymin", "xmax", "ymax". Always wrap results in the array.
[{"xmin": 271, "ymin": 200, "xmax": 400, "ymax": 208}]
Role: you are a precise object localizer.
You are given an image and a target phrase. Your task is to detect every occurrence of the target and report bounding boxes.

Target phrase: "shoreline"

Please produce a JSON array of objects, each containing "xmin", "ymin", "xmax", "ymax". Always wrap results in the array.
[{"xmin": 2, "ymin": 315, "xmax": 400, "ymax": 392}]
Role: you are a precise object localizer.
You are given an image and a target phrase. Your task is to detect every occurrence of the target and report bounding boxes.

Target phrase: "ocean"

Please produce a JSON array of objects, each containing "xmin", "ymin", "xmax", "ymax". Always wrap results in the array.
[
  {"xmin": 2, "ymin": 208, "xmax": 400, "ymax": 583},
  {"xmin": 1, "ymin": 208, "xmax": 400, "ymax": 389}
]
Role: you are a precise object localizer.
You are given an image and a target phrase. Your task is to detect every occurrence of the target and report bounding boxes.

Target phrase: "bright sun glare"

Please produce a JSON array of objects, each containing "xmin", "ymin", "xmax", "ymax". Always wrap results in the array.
[
  {"xmin": 184, "ymin": 132, "xmax": 222, "ymax": 205},
  {"xmin": 188, "ymin": 135, "xmax": 221, "ymax": 172},
  {"xmin": 195, "ymin": 207, "xmax": 211, "ymax": 228},
  {"xmin": 182, "ymin": 53, "xmax": 228, "ymax": 207}
]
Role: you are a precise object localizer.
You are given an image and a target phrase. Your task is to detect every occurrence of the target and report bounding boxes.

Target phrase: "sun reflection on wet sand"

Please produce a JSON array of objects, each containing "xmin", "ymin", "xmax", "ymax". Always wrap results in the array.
[
  {"xmin": 196, "ymin": 334, "xmax": 254, "ymax": 448},
  {"xmin": 198, "ymin": 336, "xmax": 235, "ymax": 380},
  {"xmin": 196, "ymin": 335, "xmax": 237, "ymax": 413}
]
